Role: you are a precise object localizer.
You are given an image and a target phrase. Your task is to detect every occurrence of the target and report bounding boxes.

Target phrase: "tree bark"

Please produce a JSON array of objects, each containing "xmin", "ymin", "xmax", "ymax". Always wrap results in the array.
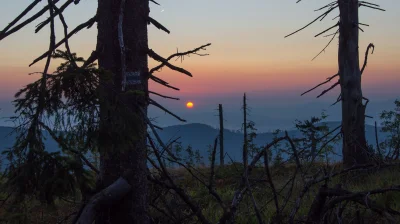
[
  {"xmin": 96, "ymin": 0, "xmax": 149, "ymax": 223},
  {"xmin": 338, "ymin": 0, "xmax": 370, "ymax": 167}
]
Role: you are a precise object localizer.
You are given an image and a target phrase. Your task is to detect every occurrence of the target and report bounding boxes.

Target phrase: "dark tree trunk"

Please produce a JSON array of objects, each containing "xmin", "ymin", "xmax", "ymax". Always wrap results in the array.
[
  {"xmin": 338, "ymin": 0, "xmax": 370, "ymax": 167},
  {"xmin": 96, "ymin": 0, "xmax": 149, "ymax": 223},
  {"xmin": 219, "ymin": 104, "xmax": 224, "ymax": 166},
  {"xmin": 243, "ymin": 93, "xmax": 248, "ymax": 168}
]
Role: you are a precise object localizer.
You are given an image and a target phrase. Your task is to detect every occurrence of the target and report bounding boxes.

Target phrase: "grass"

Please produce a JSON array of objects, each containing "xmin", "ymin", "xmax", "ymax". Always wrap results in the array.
[{"xmin": 1, "ymin": 162, "xmax": 400, "ymax": 223}]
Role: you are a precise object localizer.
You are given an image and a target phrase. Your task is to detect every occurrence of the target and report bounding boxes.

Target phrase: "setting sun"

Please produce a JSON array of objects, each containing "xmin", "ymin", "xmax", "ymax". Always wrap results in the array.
[{"xmin": 186, "ymin": 101, "xmax": 194, "ymax": 108}]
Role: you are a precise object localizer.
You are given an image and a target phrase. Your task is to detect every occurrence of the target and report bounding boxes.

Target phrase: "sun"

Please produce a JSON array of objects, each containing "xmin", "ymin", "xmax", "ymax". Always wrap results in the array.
[{"xmin": 186, "ymin": 101, "xmax": 194, "ymax": 109}]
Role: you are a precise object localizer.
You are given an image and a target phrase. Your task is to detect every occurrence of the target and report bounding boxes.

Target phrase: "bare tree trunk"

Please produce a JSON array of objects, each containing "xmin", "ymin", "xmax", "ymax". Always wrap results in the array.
[
  {"xmin": 243, "ymin": 93, "xmax": 248, "ymax": 168},
  {"xmin": 219, "ymin": 104, "xmax": 224, "ymax": 166},
  {"xmin": 338, "ymin": 0, "xmax": 370, "ymax": 167},
  {"xmin": 96, "ymin": 0, "xmax": 149, "ymax": 223}
]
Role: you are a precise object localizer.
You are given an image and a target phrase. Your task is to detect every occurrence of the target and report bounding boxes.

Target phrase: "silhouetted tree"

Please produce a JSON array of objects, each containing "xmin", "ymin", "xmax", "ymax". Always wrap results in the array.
[
  {"xmin": 219, "ymin": 104, "xmax": 225, "ymax": 166},
  {"xmin": 286, "ymin": 0, "xmax": 385, "ymax": 167},
  {"xmin": 379, "ymin": 100, "xmax": 400, "ymax": 160}
]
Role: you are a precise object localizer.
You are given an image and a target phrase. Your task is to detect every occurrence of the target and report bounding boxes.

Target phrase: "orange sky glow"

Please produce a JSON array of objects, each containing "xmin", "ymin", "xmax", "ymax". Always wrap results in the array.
[{"xmin": 0, "ymin": 0, "xmax": 399, "ymax": 102}]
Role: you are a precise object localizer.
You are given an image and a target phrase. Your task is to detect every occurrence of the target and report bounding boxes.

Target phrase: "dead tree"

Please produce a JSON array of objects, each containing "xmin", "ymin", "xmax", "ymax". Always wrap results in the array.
[
  {"xmin": 219, "ymin": 104, "xmax": 225, "ymax": 166},
  {"xmin": 286, "ymin": 0, "xmax": 385, "ymax": 167},
  {"xmin": 0, "ymin": 0, "xmax": 210, "ymax": 223},
  {"xmin": 243, "ymin": 93, "xmax": 248, "ymax": 169}
]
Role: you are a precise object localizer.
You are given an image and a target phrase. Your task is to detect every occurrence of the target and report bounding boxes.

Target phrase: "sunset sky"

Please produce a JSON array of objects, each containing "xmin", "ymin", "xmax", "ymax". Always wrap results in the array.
[{"xmin": 0, "ymin": 0, "xmax": 399, "ymax": 131}]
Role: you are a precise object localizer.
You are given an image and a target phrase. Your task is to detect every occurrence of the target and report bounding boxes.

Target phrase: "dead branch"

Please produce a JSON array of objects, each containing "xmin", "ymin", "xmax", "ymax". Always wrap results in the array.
[
  {"xmin": 315, "ymin": 22, "xmax": 339, "ymax": 37},
  {"xmin": 149, "ymin": 135, "xmax": 226, "ymax": 211},
  {"xmin": 285, "ymin": 4, "xmax": 338, "ymax": 38},
  {"xmin": 39, "ymin": 121, "xmax": 99, "ymax": 174},
  {"xmin": 149, "ymin": 91, "xmax": 179, "ymax": 100},
  {"xmin": 331, "ymin": 93, "xmax": 342, "ymax": 106},
  {"xmin": 220, "ymin": 137, "xmax": 287, "ymax": 223},
  {"xmin": 317, "ymin": 80, "xmax": 340, "ymax": 98},
  {"xmin": 149, "ymin": 43, "xmax": 211, "ymax": 74},
  {"xmin": 150, "ymin": 74, "xmax": 180, "ymax": 91},
  {"xmin": 148, "ymin": 49, "xmax": 193, "ymax": 77},
  {"xmin": 361, "ymin": 43, "xmax": 375, "ymax": 75},
  {"xmin": 148, "ymin": 17, "xmax": 170, "ymax": 34},
  {"xmin": 0, "ymin": 0, "xmax": 42, "ymax": 35},
  {"xmin": 81, "ymin": 50, "xmax": 98, "ymax": 68},
  {"xmin": 312, "ymin": 29, "xmax": 339, "ymax": 61},
  {"xmin": 245, "ymin": 176, "xmax": 264, "ymax": 224},
  {"xmin": 35, "ymin": 0, "xmax": 76, "ymax": 33},
  {"xmin": 314, "ymin": 1, "xmax": 337, "ymax": 12},
  {"xmin": 360, "ymin": 3, "xmax": 386, "ymax": 11},
  {"xmin": 147, "ymin": 137, "xmax": 212, "ymax": 224},
  {"xmin": 306, "ymin": 184, "xmax": 329, "ymax": 223},
  {"xmin": 322, "ymin": 185, "xmax": 400, "ymax": 216},
  {"xmin": 149, "ymin": 0, "xmax": 160, "ymax": 5},
  {"xmin": 149, "ymin": 98, "xmax": 186, "ymax": 122},
  {"xmin": 263, "ymin": 150, "xmax": 281, "ymax": 221},
  {"xmin": 359, "ymin": 1, "xmax": 380, "ymax": 7},
  {"xmin": 301, "ymin": 73, "xmax": 338, "ymax": 96},
  {"xmin": 0, "ymin": 0, "xmax": 61, "ymax": 41},
  {"xmin": 53, "ymin": 4, "xmax": 78, "ymax": 68},
  {"xmin": 74, "ymin": 170, "xmax": 134, "ymax": 224},
  {"xmin": 29, "ymin": 14, "xmax": 97, "ymax": 67}
]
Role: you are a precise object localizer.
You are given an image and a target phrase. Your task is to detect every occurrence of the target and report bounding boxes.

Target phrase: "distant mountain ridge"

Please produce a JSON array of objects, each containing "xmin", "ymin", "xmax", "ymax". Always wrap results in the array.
[
  {"xmin": 151, "ymin": 122, "xmax": 388, "ymax": 162},
  {"xmin": 0, "ymin": 122, "xmax": 389, "ymax": 168}
]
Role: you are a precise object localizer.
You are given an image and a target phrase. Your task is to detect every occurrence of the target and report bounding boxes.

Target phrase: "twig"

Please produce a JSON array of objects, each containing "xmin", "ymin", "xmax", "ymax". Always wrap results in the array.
[{"xmin": 312, "ymin": 29, "xmax": 339, "ymax": 61}]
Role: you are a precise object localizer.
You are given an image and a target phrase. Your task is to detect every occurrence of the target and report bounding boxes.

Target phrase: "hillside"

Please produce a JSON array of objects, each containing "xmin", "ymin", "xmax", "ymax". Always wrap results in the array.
[
  {"xmin": 152, "ymin": 122, "xmax": 388, "ymax": 163},
  {"xmin": 0, "ymin": 122, "xmax": 389, "ymax": 168}
]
